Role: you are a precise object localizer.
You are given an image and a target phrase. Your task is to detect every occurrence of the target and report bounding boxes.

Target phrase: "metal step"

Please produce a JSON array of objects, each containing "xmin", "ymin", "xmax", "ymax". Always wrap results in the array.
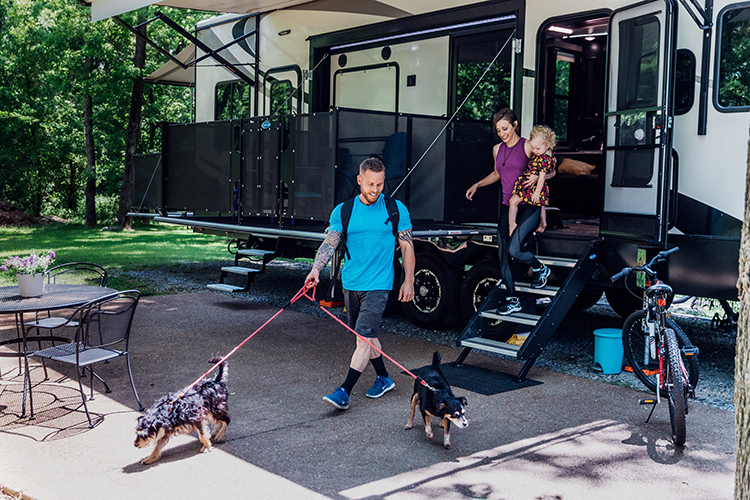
[
  {"xmin": 237, "ymin": 249, "xmax": 275, "ymax": 257},
  {"xmin": 499, "ymin": 283, "xmax": 559, "ymax": 297},
  {"xmin": 479, "ymin": 310, "xmax": 540, "ymax": 326},
  {"xmin": 207, "ymin": 283, "xmax": 245, "ymax": 293},
  {"xmin": 460, "ymin": 337, "xmax": 521, "ymax": 358},
  {"xmin": 538, "ymin": 256, "xmax": 578, "ymax": 268},
  {"xmin": 221, "ymin": 266, "xmax": 262, "ymax": 276}
]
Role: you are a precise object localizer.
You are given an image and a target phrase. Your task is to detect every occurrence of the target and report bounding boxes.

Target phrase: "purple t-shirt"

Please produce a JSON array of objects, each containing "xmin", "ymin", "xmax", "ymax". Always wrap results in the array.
[{"xmin": 495, "ymin": 137, "xmax": 528, "ymax": 205}]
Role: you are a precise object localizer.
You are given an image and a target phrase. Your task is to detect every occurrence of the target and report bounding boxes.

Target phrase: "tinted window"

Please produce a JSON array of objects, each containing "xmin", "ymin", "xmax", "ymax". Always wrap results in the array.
[
  {"xmin": 215, "ymin": 81, "xmax": 250, "ymax": 120},
  {"xmin": 617, "ymin": 15, "xmax": 660, "ymax": 110},
  {"xmin": 716, "ymin": 5, "xmax": 750, "ymax": 109},
  {"xmin": 674, "ymin": 49, "xmax": 695, "ymax": 115}
]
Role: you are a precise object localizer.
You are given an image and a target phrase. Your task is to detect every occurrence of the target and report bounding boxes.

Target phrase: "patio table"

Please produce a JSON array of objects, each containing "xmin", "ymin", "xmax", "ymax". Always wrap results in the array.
[{"xmin": 0, "ymin": 283, "xmax": 116, "ymax": 417}]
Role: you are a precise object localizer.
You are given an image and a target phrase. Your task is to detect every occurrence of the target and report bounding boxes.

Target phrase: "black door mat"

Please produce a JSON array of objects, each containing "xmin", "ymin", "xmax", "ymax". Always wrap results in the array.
[{"xmin": 405, "ymin": 364, "xmax": 542, "ymax": 396}]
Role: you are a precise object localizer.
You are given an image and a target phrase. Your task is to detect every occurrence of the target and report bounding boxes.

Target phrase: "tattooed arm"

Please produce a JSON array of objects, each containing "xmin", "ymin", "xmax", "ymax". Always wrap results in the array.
[
  {"xmin": 305, "ymin": 230, "xmax": 341, "ymax": 287},
  {"xmin": 397, "ymin": 228, "xmax": 415, "ymax": 302}
]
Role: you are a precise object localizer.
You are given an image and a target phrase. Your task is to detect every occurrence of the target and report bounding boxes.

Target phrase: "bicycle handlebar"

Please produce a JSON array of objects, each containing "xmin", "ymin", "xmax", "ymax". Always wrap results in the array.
[{"xmin": 610, "ymin": 247, "xmax": 679, "ymax": 283}]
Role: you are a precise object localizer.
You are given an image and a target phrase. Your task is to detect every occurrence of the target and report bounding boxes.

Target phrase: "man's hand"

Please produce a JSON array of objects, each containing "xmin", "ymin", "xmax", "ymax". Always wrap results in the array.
[
  {"xmin": 398, "ymin": 281, "xmax": 414, "ymax": 302},
  {"xmin": 305, "ymin": 268, "xmax": 320, "ymax": 288}
]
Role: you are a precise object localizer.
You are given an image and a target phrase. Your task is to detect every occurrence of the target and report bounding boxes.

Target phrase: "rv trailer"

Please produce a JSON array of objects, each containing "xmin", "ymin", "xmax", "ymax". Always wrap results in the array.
[{"xmin": 117, "ymin": 0, "xmax": 746, "ymax": 370}]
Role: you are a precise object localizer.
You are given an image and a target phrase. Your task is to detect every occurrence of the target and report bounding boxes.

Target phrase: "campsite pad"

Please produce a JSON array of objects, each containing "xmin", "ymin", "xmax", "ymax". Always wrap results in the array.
[{"xmin": 404, "ymin": 363, "xmax": 542, "ymax": 396}]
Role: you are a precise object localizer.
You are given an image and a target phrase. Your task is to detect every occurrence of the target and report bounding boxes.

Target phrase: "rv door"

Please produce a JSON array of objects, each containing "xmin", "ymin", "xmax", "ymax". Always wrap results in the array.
[{"xmin": 601, "ymin": 0, "xmax": 676, "ymax": 245}]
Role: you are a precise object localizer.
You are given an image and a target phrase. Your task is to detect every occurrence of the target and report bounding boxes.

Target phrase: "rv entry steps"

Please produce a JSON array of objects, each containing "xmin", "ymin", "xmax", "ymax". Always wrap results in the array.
[
  {"xmin": 456, "ymin": 241, "xmax": 600, "ymax": 382},
  {"xmin": 207, "ymin": 247, "xmax": 277, "ymax": 293}
]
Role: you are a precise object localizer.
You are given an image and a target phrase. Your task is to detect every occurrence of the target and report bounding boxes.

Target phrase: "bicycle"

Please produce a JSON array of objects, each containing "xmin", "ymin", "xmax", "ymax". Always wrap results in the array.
[{"xmin": 610, "ymin": 247, "xmax": 699, "ymax": 446}]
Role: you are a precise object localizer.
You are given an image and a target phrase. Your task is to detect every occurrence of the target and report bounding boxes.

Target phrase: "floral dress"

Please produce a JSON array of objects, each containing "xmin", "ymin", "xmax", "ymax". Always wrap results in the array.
[{"xmin": 511, "ymin": 152, "xmax": 555, "ymax": 206}]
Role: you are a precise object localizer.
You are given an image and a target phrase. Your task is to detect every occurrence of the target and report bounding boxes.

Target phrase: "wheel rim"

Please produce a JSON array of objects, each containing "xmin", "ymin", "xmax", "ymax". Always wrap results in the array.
[
  {"xmin": 413, "ymin": 268, "xmax": 441, "ymax": 314},
  {"xmin": 472, "ymin": 277, "xmax": 503, "ymax": 327}
]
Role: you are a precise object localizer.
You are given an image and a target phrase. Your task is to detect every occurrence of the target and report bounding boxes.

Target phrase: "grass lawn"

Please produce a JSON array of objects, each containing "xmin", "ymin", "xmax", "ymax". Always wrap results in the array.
[{"xmin": 0, "ymin": 222, "xmax": 230, "ymax": 292}]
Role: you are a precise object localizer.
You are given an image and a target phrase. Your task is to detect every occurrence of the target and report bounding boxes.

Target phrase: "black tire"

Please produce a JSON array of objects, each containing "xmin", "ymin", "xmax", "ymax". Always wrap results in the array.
[
  {"xmin": 571, "ymin": 290, "xmax": 603, "ymax": 311},
  {"xmin": 605, "ymin": 288, "xmax": 643, "ymax": 318},
  {"xmin": 402, "ymin": 253, "xmax": 462, "ymax": 329},
  {"xmin": 459, "ymin": 260, "xmax": 517, "ymax": 339},
  {"xmin": 665, "ymin": 328, "xmax": 687, "ymax": 446},
  {"xmin": 622, "ymin": 310, "xmax": 699, "ymax": 395}
]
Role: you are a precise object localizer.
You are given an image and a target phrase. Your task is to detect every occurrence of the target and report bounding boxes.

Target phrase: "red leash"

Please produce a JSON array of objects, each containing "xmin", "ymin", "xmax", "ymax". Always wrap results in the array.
[
  {"xmin": 301, "ymin": 284, "xmax": 436, "ymax": 392},
  {"xmin": 166, "ymin": 283, "xmax": 434, "ymax": 411}
]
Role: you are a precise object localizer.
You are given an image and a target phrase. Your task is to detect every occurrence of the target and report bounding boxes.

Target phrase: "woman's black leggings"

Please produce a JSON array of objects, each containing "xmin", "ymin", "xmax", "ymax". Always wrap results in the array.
[{"xmin": 497, "ymin": 203, "xmax": 542, "ymax": 295}]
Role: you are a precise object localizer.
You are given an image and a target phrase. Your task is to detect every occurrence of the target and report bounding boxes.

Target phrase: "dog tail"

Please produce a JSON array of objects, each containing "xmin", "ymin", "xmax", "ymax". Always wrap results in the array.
[
  {"xmin": 432, "ymin": 351, "xmax": 441, "ymax": 368},
  {"xmin": 208, "ymin": 357, "xmax": 228, "ymax": 383}
]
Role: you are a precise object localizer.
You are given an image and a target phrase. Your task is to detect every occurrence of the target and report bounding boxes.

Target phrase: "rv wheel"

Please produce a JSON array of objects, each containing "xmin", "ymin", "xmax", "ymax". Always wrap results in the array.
[{"xmin": 402, "ymin": 253, "xmax": 461, "ymax": 329}]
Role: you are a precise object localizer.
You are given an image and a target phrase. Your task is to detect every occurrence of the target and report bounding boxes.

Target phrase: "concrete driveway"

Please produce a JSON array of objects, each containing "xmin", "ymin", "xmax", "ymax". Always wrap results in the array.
[{"xmin": 0, "ymin": 292, "xmax": 735, "ymax": 499}]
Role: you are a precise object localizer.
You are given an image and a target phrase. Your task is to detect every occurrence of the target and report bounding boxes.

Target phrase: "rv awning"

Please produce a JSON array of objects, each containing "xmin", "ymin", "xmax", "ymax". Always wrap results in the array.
[
  {"xmin": 145, "ymin": 43, "xmax": 195, "ymax": 86},
  {"xmin": 89, "ymin": 0, "xmax": 316, "ymax": 22}
]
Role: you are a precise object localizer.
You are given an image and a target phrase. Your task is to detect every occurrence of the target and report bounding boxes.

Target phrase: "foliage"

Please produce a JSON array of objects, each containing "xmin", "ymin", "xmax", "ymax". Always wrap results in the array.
[
  {"xmin": 1, "ymin": 249, "xmax": 55, "ymax": 276},
  {"xmin": 0, "ymin": 1, "xmax": 211, "ymax": 221}
]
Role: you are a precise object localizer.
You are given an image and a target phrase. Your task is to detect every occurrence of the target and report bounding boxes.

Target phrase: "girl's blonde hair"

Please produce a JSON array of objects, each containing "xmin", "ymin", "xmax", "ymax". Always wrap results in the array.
[{"xmin": 529, "ymin": 125, "xmax": 557, "ymax": 150}]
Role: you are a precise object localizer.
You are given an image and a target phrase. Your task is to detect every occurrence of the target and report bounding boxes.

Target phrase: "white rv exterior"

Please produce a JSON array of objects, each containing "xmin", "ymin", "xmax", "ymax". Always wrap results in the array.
[{"xmin": 125, "ymin": 0, "xmax": 747, "ymax": 327}]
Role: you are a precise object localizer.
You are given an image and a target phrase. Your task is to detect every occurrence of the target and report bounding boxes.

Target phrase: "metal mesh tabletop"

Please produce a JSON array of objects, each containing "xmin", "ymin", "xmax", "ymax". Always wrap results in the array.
[{"xmin": 0, "ymin": 284, "xmax": 116, "ymax": 314}]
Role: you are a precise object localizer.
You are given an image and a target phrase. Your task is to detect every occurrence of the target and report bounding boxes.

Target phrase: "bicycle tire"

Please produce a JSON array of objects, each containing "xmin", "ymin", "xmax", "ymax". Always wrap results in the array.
[
  {"xmin": 665, "ymin": 328, "xmax": 687, "ymax": 446},
  {"xmin": 622, "ymin": 310, "xmax": 699, "ymax": 395}
]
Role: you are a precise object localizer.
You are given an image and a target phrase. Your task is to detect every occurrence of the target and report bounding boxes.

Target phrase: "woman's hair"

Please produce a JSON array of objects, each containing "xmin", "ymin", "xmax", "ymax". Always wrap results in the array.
[
  {"xmin": 492, "ymin": 108, "xmax": 520, "ymax": 137},
  {"xmin": 529, "ymin": 124, "xmax": 557, "ymax": 150}
]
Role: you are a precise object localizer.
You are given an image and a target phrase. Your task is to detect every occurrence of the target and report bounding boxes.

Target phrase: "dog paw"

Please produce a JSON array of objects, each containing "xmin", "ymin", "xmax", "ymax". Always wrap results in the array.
[
  {"xmin": 404, "ymin": 424, "xmax": 412, "ymax": 430},
  {"xmin": 200, "ymin": 446, "xmax": 212, "ymax": 454},
  {"xmin": 443, "ymin": 443, "xmax": 452, "ymax": 450},
  {"xmin": 141, "ymin": 457, "xmax": 157, "ymax": 465}
]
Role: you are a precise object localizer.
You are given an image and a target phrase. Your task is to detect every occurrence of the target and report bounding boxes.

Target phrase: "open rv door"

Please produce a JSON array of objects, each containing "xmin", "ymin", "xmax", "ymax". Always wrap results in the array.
[{"xmin": 601, "ymin": 0, "xmax": 677, "ymax": 245}]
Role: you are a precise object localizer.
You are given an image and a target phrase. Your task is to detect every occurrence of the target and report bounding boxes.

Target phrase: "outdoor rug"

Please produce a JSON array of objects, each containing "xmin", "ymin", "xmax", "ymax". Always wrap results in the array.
[{"xmin": 404, "ymin": 363, "xmax": 542, "ymax": 396}]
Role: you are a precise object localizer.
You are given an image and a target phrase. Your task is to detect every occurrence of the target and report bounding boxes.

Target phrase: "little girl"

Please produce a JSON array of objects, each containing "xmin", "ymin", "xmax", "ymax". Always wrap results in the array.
[{"xmin": 508, "ymin": 125, "xmax": 557, "ymax": 235}]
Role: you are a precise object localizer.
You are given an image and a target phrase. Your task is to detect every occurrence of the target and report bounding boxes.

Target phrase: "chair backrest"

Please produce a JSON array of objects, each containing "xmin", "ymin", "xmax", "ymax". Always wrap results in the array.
[
  {"xmin": 46, "ymin": 263, "xmax": 108, "ymax": 287},
  {"xmin": 78, "ymin": 290, "xmax": 140, "ymax": 349}
]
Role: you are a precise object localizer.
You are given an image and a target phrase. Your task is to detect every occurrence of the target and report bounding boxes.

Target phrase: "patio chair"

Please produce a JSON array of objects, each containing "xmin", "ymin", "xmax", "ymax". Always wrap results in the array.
[
  {"xmin": 26, "ymin": 290, "xmax": 144, "ymax": 427},
  {"xmin": 22, "ymin": 263, "xmax": 108, "ymax": 378}
]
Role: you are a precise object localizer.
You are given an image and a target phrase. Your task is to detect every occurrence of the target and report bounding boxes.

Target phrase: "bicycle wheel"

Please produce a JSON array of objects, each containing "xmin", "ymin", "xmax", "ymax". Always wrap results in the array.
[
  {"xmin": 665, "ymin": 328, "xmax": 687, "ymax": 446},
  {"xmin": 622, "ymin": 310, "xmax": 699, "ymax": 395}
]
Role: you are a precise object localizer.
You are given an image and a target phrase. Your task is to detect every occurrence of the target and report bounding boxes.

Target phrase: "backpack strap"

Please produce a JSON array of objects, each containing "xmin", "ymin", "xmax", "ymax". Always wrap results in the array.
[{"xmin": 384, "ymin": 195, "xmax": 400, "ymax": 239}]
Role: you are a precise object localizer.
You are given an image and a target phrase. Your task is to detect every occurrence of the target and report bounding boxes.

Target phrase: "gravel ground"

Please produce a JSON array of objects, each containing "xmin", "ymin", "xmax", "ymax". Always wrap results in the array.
[{"xmin": 117, "ymin": 259, "xmax": 736, "ymax": 412}]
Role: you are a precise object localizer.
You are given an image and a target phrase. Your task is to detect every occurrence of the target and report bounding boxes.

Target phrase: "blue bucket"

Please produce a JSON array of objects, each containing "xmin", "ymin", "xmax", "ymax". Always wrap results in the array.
[{"xmin": 593, "ymin": 328, "xmax": 623, "ymax": 374}]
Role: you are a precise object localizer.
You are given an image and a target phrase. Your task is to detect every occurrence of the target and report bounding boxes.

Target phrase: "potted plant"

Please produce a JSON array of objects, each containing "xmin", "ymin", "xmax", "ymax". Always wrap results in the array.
[{"xmin": 1, "ymin": 250, "xmax": 56, "ymax": 297}]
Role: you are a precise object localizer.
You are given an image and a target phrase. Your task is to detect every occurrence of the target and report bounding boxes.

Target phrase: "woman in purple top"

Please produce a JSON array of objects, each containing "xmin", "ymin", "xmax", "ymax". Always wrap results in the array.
[{"xmin": 465, "ymin": 108, "xmax": 553, "ymax": 315}]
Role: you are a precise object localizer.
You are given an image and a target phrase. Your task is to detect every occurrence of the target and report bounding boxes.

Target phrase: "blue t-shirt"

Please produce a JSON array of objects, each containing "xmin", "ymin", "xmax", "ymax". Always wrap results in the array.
[{"xmin": 328, "ymin": 194, "xmax": 412, "ymax": 291}]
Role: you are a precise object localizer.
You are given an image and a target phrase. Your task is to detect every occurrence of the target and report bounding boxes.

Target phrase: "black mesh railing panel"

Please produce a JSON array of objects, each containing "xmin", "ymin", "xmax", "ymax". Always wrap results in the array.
[
  {"xmin": 132, "ymin": 154, "xmax": 162, "ymax": 211},
  {"xmin": 241, "ymin": 119, "xmax": 281, "ymax": 217},
  {"xmin": 163, "ymin": 122, "xmax": 233, "ymax": 212},
  {"xmin": 292, "ymin": 113, "xmax": 335, "ymax": 220},
  {"xmin": 445, "ymin": 119, "xmax": 496, "ymax": 223}
]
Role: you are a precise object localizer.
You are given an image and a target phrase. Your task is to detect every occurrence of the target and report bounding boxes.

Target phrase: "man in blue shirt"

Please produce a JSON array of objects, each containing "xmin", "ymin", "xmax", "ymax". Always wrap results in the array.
[{"xmin": 305, "ymin": 157, "xmax": 415, "ymax": 410}]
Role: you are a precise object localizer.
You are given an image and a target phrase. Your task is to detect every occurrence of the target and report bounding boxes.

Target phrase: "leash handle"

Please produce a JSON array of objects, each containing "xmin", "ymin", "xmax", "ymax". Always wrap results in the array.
[{"xmin": 303, "ymin": 285, "xmax": 437, "ymax": 392}]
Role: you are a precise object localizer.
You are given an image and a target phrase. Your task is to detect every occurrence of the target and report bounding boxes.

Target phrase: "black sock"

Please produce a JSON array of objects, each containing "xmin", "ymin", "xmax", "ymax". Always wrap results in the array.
[
  {"xmin": 341, "ymin": 368, "xmax": 362, "ymax": 395},
  {"xmin": 370, "ymin": 356, "xmax": 389, "ymax": 378}
]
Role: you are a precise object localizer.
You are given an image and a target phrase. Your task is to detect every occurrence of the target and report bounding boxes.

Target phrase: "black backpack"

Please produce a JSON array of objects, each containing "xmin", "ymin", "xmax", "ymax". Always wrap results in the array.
[{"xmin": 339, "ymin": 195, "xmax": 400, "ymax": 260}]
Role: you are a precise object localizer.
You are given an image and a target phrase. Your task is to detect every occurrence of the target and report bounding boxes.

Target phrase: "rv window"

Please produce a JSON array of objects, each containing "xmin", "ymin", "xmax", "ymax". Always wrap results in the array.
[
  {"xmin": 215, "ymin": 81, "xmax": 250, "ymax": 120},
  {"xmin": 716, "ymin": 5, "xmax": 750, "ymax": 110},
  {"xmin": 674, "ymin": 49, "xmax": 695, "ymax": 115},
  {"xmin": 616, "ymin": 15, "xmax": 660, "ymax": 110},
  {"xmin": 553, "ymin": 52, "xmax": 574, "ymax": 144},
  {"xmin": 270, "ymin": 80, "xmax": 293, "ymax": 116}
]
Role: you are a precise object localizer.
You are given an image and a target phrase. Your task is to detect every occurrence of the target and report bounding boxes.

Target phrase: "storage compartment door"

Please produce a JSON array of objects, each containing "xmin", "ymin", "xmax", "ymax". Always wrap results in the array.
[{"xmin": 601, "ymin": 0, "xmax": 676, "ymax": 245}]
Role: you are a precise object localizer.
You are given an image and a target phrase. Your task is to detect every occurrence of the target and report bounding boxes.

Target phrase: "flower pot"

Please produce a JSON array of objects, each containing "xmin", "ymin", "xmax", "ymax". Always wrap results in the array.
[{"xmin": 17, "ymin": 273, "xmax": 44, "ymax": 298}]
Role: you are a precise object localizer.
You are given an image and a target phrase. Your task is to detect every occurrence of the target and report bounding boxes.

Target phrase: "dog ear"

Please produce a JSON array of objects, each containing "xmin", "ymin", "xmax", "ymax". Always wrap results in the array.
[{"xmin": 459, "ymin": 397, "xmax": 467, "ymax": 406}]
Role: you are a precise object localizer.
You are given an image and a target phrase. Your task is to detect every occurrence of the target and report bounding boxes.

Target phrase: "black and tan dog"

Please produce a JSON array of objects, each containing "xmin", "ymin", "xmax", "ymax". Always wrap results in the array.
[
  {"xmin": 405, "ymin": 351, "xmax": 468, "ymax": 449},
  {"xmin": 135, "ymin": 357, "xmax": 230, "ymax": 464}
]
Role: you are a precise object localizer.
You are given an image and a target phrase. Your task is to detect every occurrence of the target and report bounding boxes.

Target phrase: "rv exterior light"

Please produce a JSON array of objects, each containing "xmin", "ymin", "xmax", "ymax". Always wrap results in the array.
[
  {"xmin": 278, "ymin": 29, "xmax": 291, "ymax": 36},
  {"xmin": 549, "ymin": 26, "xmax": 574, "ymax": 34},
  {"xmin": 585, "ymin": 36, "xmax": 595, "ymax": 41}
]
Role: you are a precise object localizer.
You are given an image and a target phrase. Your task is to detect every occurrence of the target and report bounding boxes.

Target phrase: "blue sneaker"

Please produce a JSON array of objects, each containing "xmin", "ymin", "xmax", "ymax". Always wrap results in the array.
[
  {"xmin": 366, "ymin": 375, "xmax": 395, "ymax": 398},
  {"xmin": 323, "ymin": 387, "xmax": 349, "ymax": 410}
]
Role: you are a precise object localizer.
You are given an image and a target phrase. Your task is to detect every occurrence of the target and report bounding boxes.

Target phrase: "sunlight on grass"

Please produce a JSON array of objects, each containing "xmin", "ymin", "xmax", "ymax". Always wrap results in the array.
[{"xmin": 0, "ymin": 222, "xmax": 230, "ymax": 287}]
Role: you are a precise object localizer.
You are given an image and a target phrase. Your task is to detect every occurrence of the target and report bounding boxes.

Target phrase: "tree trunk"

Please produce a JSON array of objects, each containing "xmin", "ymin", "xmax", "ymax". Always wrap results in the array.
[
  {"xmin": 736, "ymin": 120, "xmax": 750, "ymax": 499},
  {"xmin": 117, "ymin": 23, "xmax": 146, "ymax": 230},
  {"xmin": 83, "ymin": 91, "xmax": 97, "ymax": 228}
]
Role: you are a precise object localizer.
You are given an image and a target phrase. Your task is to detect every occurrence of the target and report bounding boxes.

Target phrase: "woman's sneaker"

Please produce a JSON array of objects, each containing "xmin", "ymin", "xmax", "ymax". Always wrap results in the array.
[
  {"xmin": 323, "ymin": 387, "xmax": 349, "ymax": 410},
  {"xmin": 496, "ymin": 296, "xmax": 522, "ymax": 315},
  {"xmin": 531, "ymin": 263, "xmax": 551, "ymax": 289}
]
